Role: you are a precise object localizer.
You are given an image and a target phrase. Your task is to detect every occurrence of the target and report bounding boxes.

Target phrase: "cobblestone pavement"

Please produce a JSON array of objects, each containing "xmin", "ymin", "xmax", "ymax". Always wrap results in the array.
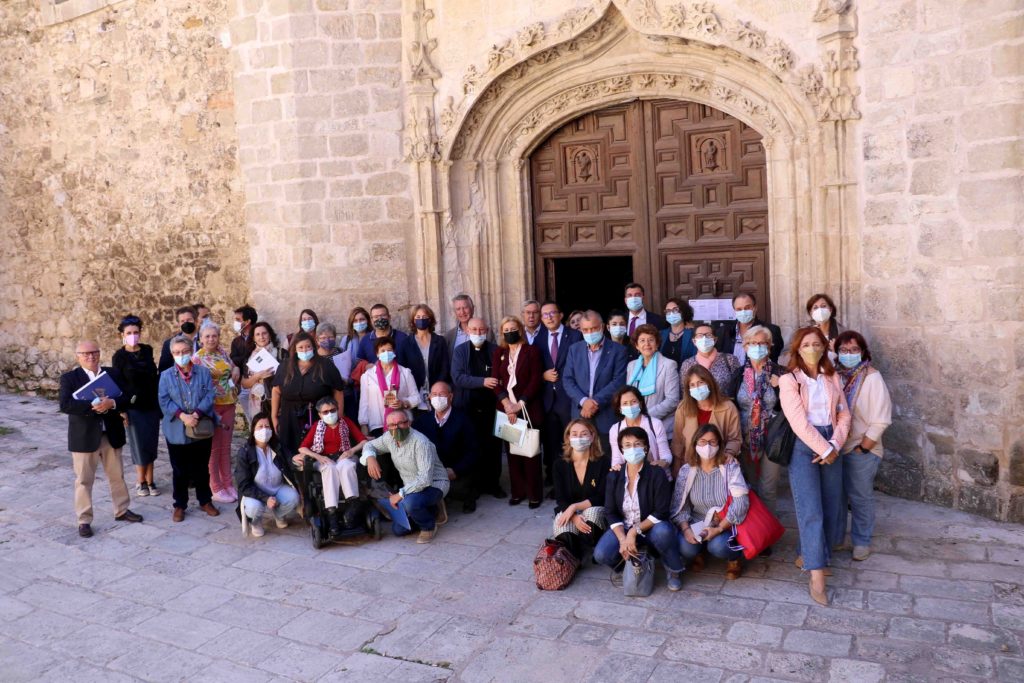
[{"xmin": 1, "ymin": 393, "xmax": 1022, "ymax": 682}]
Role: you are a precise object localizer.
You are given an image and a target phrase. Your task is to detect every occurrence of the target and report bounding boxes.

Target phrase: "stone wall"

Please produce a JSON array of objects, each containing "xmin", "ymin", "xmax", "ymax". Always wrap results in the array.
[
  {"xmin": 0, "ymin": 0, "xmax": 249, "ymax": 392},
  {"xmin": 228, "ymin": 0, "xmax": 413, "ymax": 334},
  {"xmin": 856, "ymin": 0, "xmax": 1024, "ymax": 521}
]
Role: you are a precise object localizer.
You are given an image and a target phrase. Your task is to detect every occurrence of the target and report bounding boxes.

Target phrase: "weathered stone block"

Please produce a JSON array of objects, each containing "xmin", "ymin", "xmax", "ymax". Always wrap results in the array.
[
  {"xmin": 906, "ymin": 118, "xmax": 954, "ymax": 158},
  {"xmin": 957, "ymin": 448, "xmax": 1000, "ymax": 486},
  {"xmin": 968, "ymin": 140, "xmax": 1024, "ymax": 173},
  {"xmin": 365, "ymin": 172, "xmax": 408, "ymax": 196},
  {"xmin": 957, "ymin": 485, "xmax": 999, "ymax": 518},
  {"xmin": 992, "ymin": 42, "xmax": 1024, "ymax": 78},
  {"xmin": 910, "ymin": 159, "xmax": 952, "ymax": 196},
  {"xmin": 329, "ymin": 133, "xmax": 369, "ymax": 157},
  {"xmin": 865, "ymin": 162, "xmax": 906, "ymax": 194},
  {"xmin": 1008, "ymin": 439, "xmax": 1024, "ymax": 487},
  {"xmin": 958, "ymin": 176, "xmax": 1024, "ymax": 224},
  {"xmin": 319, "ymin": 15, "xmax": 354, "ymax": 39}
]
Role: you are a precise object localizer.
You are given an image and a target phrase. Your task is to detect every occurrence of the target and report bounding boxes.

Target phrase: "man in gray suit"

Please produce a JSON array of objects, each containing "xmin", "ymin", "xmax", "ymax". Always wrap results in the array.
[{"xmin": 444, "ymin": 293, "xmax": 477, "ymax": 358}]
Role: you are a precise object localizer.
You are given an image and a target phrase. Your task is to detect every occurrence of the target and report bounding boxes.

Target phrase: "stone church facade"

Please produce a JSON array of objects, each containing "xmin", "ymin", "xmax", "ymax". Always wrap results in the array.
[{"xmin": 1, "ymin": 0, "xmax": 1021, "ymax": 521}]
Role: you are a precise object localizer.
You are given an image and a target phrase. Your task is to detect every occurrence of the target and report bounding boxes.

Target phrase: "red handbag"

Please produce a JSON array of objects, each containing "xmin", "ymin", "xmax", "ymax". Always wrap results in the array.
[
  {"xmin": 533, "ymin": 538, "xmax": 580, "ymax": 590},
  {"xmin": 721, "ymin": 490, "xmax": 784, "ymax": 560}
]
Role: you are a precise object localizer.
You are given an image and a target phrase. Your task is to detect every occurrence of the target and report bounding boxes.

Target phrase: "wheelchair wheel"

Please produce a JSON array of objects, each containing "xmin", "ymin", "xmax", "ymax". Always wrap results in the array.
[{"xmin": 311, "ymin": 519, "xmax": 325, "ymax": 549}]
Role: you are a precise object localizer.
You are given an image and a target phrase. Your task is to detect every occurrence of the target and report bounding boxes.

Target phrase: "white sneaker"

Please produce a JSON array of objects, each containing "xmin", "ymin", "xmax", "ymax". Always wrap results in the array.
[
  {"xmin": 250, "ymin": 519, "xmax": 265, "ymax": 537},
  {"xmin": 211, "ymin": 490, "xmax": 234, "ymax": 504},
  {"xmin": 852, "ymin": 545, "xmax": 871, "ymax": 561},
  {"xmin": 135, "ymin": 483, "xmax": 150, "ymax": 497},
  {"xmin": 274, "ymin": 517, "xmax": 288, "ymax": 529},
  {"xmin": 147, "ymin": 482, "xmax": 161, "ymax": 496}
]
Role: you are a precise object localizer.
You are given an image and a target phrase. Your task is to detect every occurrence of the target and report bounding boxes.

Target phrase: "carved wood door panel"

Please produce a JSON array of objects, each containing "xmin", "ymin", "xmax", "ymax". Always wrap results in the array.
[
  {"xmin": 531, "ymin": 103, "xmax": 652, "ymax": 296},
  {"xmin": 531, "ymin": 99, "xmax": 770, "ymax": 319}
]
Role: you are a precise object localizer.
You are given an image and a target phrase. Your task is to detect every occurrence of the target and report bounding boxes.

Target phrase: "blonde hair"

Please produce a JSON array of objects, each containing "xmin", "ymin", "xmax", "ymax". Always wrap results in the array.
[
  {"xmin": 561, "ymin": 419, "xmax": 604, "ymax": 462},
  {"xmin": 497, "ymin": 315, "xmax": 525, "ymax": 347}
]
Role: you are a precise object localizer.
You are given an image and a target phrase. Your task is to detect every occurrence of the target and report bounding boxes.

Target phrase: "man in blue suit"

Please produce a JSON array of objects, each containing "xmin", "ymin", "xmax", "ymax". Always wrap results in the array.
[
  {"xmin": 535, "ymin": 301, "xmax": 583, "ymax": 492},
  {"xmin": 562, "ymin": 310, "xmax": 628, "ymax": 455}
]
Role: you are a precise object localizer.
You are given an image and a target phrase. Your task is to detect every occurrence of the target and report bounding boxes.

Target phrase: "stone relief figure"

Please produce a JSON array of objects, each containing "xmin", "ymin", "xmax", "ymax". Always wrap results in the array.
[
  {"xmin": 573, "ymin": 149, "xmax": 594, "ymax": 182},
  {"xmin": 443, "ymin": 168, "xmax": 487, "ymax": 299},
  {"xmin": 702, "ymin": 139, "xmax": 719, "ymax": 171}
]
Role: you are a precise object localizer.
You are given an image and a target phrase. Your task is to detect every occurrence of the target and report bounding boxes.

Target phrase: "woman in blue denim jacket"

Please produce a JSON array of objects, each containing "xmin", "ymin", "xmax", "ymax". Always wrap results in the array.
[{"xmin": 158, "ymin": 335, "xmax": 220, "ymax": 522}]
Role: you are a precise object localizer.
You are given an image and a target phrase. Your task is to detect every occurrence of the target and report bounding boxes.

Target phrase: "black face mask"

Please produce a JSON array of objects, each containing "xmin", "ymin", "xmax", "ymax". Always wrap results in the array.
[
  {"xmin": 503, "ymin": 330, "xmax": 522, "ymax": 345},
  {"xmin": 180, "ymin": 322, "xmax": 197, "ymax": 335},
  {"xmin": 373, "ymin": 318, "xmax": 390, "ymax": 331}
]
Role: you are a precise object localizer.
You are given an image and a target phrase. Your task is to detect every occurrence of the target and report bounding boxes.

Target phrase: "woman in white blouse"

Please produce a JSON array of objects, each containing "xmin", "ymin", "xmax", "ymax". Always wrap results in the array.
[
  {"xmin": 835, "ymin": 331, "xmax": 892, "ymax": 561},
  {"xmin": 626, "ymin": 324, "xmax": 680, "ymax": 436},
  {"xmin": 358, "ymin": 337, "xmax": 421, "ymax": 437},
  {"xmin": 608, "ymin": 386, "xmax": 672, "ymax": 472}
]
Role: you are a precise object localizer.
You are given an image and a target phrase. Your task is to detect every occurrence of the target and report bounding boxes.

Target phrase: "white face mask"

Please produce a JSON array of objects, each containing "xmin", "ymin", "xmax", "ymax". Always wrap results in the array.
[
  {"xmin": 233, "ymin": 320, "xmax": 243, "ymax": 333},
  {"xmin": 430, "ymin": 396, "xmax": 449, "ymax": 412},
  {"xmin": 696, "ymin": 443, "xmax": 719, "ymax": 460},
  {"xmin": 254, "ymin": 428, "xmax": 273, "ymax": 444},
  {"xmin": 811, "ymin": 307, "xmax": 831, "ymax": 323}
]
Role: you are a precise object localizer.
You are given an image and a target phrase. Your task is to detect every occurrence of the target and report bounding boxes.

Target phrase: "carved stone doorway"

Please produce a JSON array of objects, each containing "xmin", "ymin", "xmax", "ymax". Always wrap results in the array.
[{"xmin": 530, "ymin": 99, "xmax": 772, "ymax": 320}]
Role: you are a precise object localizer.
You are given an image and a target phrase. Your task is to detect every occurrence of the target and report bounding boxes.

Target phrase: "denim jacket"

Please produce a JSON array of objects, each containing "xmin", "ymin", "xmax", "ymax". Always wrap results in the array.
[{"xmin": 158, "ymin": 365, "xmax": 216, "ymax": 445}]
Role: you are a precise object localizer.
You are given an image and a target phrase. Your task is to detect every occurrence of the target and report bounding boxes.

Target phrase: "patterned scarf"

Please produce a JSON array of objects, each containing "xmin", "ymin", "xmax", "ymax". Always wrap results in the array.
[
  {"xmin": 311, "ymin": 418, "xmax": 352, "ymax": 456},
  {"xmin": 839, "ymin": 361, "xmax": 871, "ymax": 414},
  {"xmin": 742, "ymin": 359, "xmax": 774, "ymax": 459},
  {"xmin": 375, "ymin": 360, "xmax": 401, "ymax": 419}
]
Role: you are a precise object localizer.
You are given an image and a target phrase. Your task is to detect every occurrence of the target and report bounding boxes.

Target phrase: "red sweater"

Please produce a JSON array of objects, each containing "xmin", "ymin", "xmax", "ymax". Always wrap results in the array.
[{"xmin": 299, "ymin": 416, "xmax": 365, "ymax": 455}]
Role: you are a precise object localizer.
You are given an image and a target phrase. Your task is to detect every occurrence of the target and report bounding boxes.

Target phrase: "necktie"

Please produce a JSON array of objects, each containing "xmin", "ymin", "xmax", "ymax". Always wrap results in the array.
[
  {"xmin": 629, "ymin": 315, "xmax": 638, "ymax": 335},
  {"xmin": 550, "ymin": 332, "xmax": 559, "ymax": 364}
]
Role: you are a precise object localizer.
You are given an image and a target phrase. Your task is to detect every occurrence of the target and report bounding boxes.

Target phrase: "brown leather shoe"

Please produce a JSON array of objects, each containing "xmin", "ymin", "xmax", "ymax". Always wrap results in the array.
[
  {"xmin": 199, "ymin": 503, "xmax": 220, "ymax": 517},
  {"xmin": 691, "ymin": 553, "xmax": 705, "ymax": 572},
  {"xmin": 78, "ymin": 523, "xmax": 93, "ymax": 538},
  {"xmin": 115, "ymin": 509, "xmax": 143, "ymax": 523},
  {"xmin": 725, "ymin": 560, "xmax": 743, "ymax": 580},
  {"xmin": 172, "ymin": 508, "xmax": 185, "ymax": 522}
]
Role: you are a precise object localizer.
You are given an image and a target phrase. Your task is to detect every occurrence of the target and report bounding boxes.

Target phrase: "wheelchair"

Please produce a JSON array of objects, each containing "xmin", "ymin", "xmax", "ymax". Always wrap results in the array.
[{"xmin": 296, "ymin": 455, "xmax": 384, "ymax": 549}]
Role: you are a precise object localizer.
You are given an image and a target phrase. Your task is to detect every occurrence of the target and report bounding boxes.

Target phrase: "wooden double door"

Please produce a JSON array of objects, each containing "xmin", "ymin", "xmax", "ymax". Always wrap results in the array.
[{"xmin": 531, "ymin": 99, "xmax": 771, "ymax": 319}]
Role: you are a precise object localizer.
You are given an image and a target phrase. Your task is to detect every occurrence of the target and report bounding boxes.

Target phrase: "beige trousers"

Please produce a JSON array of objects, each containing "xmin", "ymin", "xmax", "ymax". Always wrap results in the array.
[{"xmin": 72, "ymin": 434, "xmax": 131, "ymax": 524}]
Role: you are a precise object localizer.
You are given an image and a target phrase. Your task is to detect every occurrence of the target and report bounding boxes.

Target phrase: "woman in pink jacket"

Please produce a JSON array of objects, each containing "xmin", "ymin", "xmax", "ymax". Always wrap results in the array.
[{"xmin": 779, "ymin": 327, "xmax": 851, "ymax": 606}]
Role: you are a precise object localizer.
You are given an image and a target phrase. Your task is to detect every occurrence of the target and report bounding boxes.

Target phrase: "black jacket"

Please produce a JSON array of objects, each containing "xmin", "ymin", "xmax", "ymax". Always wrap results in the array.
[
  {"xmin": 233, "ymin": 441, "xmax": 297, "ymax": 504},
  {"xmin": 715, "ymin": 318, "xmax": 785, "ymax": 363},
  {"xmin": 412, "ymin": 408, "xmax": 478, "ymax": 477},
  {"xmin": 604, "ymin": 463, "xmax": 672, "ymax": 528},
  {"xmin": 398, "ymin": 333, "xmax": 451, "ymax": 391},
  {"xmin": 535, "ymin": 326, "xmax": 584, "ymax": 416},
  {"xmin": 59, "ymin": 367, "xmax": 130, "ymax": 452},
  {"xmin": 553, "ymin": 455, "xmax": 609, "ymax": 513}
]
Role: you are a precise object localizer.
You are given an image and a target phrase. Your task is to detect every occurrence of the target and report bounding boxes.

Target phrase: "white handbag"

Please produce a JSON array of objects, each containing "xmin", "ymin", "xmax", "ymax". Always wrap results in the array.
[{"xmin": 509, "ymin": 405, "xmax": 541, "ymax": 458}]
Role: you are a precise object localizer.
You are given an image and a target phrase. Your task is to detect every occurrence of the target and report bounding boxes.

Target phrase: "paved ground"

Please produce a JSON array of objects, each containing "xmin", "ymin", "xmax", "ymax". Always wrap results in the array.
[{"xmin": 0, "ymin": 392, "xmax": 1022, "ymax": 682}]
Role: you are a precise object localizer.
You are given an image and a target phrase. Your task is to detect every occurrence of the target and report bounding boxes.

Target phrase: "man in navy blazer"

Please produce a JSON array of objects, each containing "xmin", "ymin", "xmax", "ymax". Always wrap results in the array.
[
  {"xmin": 562, "ymin": 311, "xmax": 628, "ymax": 454},
  {"xmin": 624, "ymin": 282, "xmax": 666, "ymax": 334},
  {"xmin": 450, "ymin": 317, "xmax": 506, "ymax": 498},
  {"xmin": 535, "ymin": 301, "xmax": 583, "ymax": 489},
  {"xmin": 413, "ymin": 382, "xmax": 479, "ymax": 513},
  {"xmin": 59, "ymin": 340, "xmax": 143, "ymax": 538}
]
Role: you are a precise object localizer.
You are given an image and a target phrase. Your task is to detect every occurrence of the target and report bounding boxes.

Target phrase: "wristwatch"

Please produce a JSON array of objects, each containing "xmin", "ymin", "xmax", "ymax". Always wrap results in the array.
[{"xmin": 856, "ymin": 445, "xmax": 871, "ymax": 454}]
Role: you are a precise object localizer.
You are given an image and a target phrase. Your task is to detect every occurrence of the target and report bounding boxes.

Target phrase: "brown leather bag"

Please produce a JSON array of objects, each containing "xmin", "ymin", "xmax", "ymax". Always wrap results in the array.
[{"xmin": 533, "ymin": 538, "xmax": 580, "ymax": 591}]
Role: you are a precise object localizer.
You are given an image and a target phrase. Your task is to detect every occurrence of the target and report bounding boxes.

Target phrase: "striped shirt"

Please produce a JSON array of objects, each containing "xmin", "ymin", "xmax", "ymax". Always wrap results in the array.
[{"xmin": 684, "ymin": 467, "xmax": 749, "ymax": 526}]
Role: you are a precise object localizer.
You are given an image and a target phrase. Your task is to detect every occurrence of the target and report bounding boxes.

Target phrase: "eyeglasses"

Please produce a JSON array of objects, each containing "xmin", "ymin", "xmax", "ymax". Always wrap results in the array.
[
  {"xmin": 319, "ymin": 409, "xmax": 338, "ymax": 417},
  {"xmin": 694, "ymin": 333, "xmax": 715, "ymax": 340},
  {"xmin": 541, "ymin": 312, "xmax": 559, "ymax": 319},
  {"xmin": 389, "ymin": 420, "xmax": 411, "ymax": 427},
  {"xmin": 76, "ymin": 351, "xmax": 101, "ymax": 357},
  {"xmin": 696, "ymin": 439, "xmax": 719, "ymax": 447}
]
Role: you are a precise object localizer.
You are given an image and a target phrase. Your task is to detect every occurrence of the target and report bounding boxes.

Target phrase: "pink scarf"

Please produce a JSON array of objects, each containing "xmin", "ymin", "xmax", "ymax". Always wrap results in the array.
[
  {"xmin": 375, "ymin": 361, "xmax": 400, "ymax": 419},
  {"xmin": 696, "ymin": 349, "xmax": 718, "ymax": 370}
]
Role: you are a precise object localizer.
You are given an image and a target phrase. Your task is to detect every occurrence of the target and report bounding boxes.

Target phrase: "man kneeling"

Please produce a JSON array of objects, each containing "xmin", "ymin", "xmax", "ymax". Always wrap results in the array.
[{"xmin": 360, "ymin": 410, "xmax": 450, "ymax": 543}]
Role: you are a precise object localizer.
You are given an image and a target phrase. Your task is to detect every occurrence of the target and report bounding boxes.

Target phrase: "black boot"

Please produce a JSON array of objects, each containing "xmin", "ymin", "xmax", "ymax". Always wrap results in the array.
[
  {"xmin": 325, "ymin": 507, "xmax": 342, "ymax": 536},
  {"xmin": 555, "ymin": 532, "xmax": 583, "ymax": 562},
  {"xmin": 341, "ymin": 501, "xmax": 362, "ymax": 529}
]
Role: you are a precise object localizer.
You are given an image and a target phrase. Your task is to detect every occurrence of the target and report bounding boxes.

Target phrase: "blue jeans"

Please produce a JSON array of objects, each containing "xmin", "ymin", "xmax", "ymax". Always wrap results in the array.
[
  {"xmin": 788, "ymin": 425, "xmax": 843, "ymax": 571},
  {"xmin": 593, "ymin": 520, "xmax": 683, "ymax": 573},
  {"xmin": 680, "ymin": 530, "xmax": 744, "ymax": 562},
  {"xmin": 396, "ymin": 486, "xmax": 444, "ymax": 535},
  {"xmin": 841, "ymin": 448, "xmax": 881, "ymax": 547},
  {"xmin": 241, "ymin": 484, "xmax": 300, "ymax": 523}
]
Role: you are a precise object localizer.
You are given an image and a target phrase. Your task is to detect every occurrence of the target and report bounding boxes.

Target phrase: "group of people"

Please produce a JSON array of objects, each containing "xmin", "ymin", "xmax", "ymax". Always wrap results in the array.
[{"xmin": 59, "ymin": 286, "xmax": 892, "ymax": 603}]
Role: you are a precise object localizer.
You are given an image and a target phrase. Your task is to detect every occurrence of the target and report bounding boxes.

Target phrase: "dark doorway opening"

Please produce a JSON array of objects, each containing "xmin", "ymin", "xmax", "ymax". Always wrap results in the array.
[{"xmin": 545, "ymin": 255, "xmax": 633, "ymax": 318}]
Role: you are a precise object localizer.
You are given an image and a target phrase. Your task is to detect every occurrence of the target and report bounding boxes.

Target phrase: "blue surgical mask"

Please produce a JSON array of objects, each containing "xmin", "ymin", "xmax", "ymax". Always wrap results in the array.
[
  {"xmin": 622, "ymin": 446, "xmax": 646, "ymax": 464},
  {"xmin": 735, "ymin": 310, "xmax": 755, "ymax": 324},
  {"xmin": 838, "ymin": 352, "xmax": 862, "ymax": 369},
  {"xmin": 583, "ymin": 331, "xmax": 603, "ymax": 346},
  {"xmin": 665, "ymin": 311, "xmax": 682, "ymax": 325},
  {"xmin": 470, "ymin": 334, "xmax": 487, "ymax": 347},
  {"xmin": 174, "ymin": 354, "xmax": 191, "ymax": 367},
  {"xmin": 569, "ymin": 436, "xmax": 593, "ymax": 451},
  {"xmin": 378, "ymin": 350, "xmax": 396, "ymax": 364},
  {"xmin": 301, "ymin": 319, "xmax": 316, "ymax": 332},
  {"xmin": 747, "ymin": 344, "xmax": 769, "ymax": 361},
  {"xmin": 689, "ymin": 384, "xmax": 710, "ymax": 402},
  {"xmin": 625, "ymin": 296, "xmax": 643, "ymax": 312},
  {"xmin": 297, "ymin": 349, "xmax": 315, "ymax": 362},
  {"xmin": 695, "ymin": 337, "xmax": 715, "ymax": 353},
  {"xmin": 609, "ymin": 325, "xmax": 627, "ymax": 339},
  {"xmin": 621, "ymin": 404, "xmax": 641, "ymax": 420},
  {"xmin": 353, "ymin": 321, "xmax": 368, "ymax": 333}
]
